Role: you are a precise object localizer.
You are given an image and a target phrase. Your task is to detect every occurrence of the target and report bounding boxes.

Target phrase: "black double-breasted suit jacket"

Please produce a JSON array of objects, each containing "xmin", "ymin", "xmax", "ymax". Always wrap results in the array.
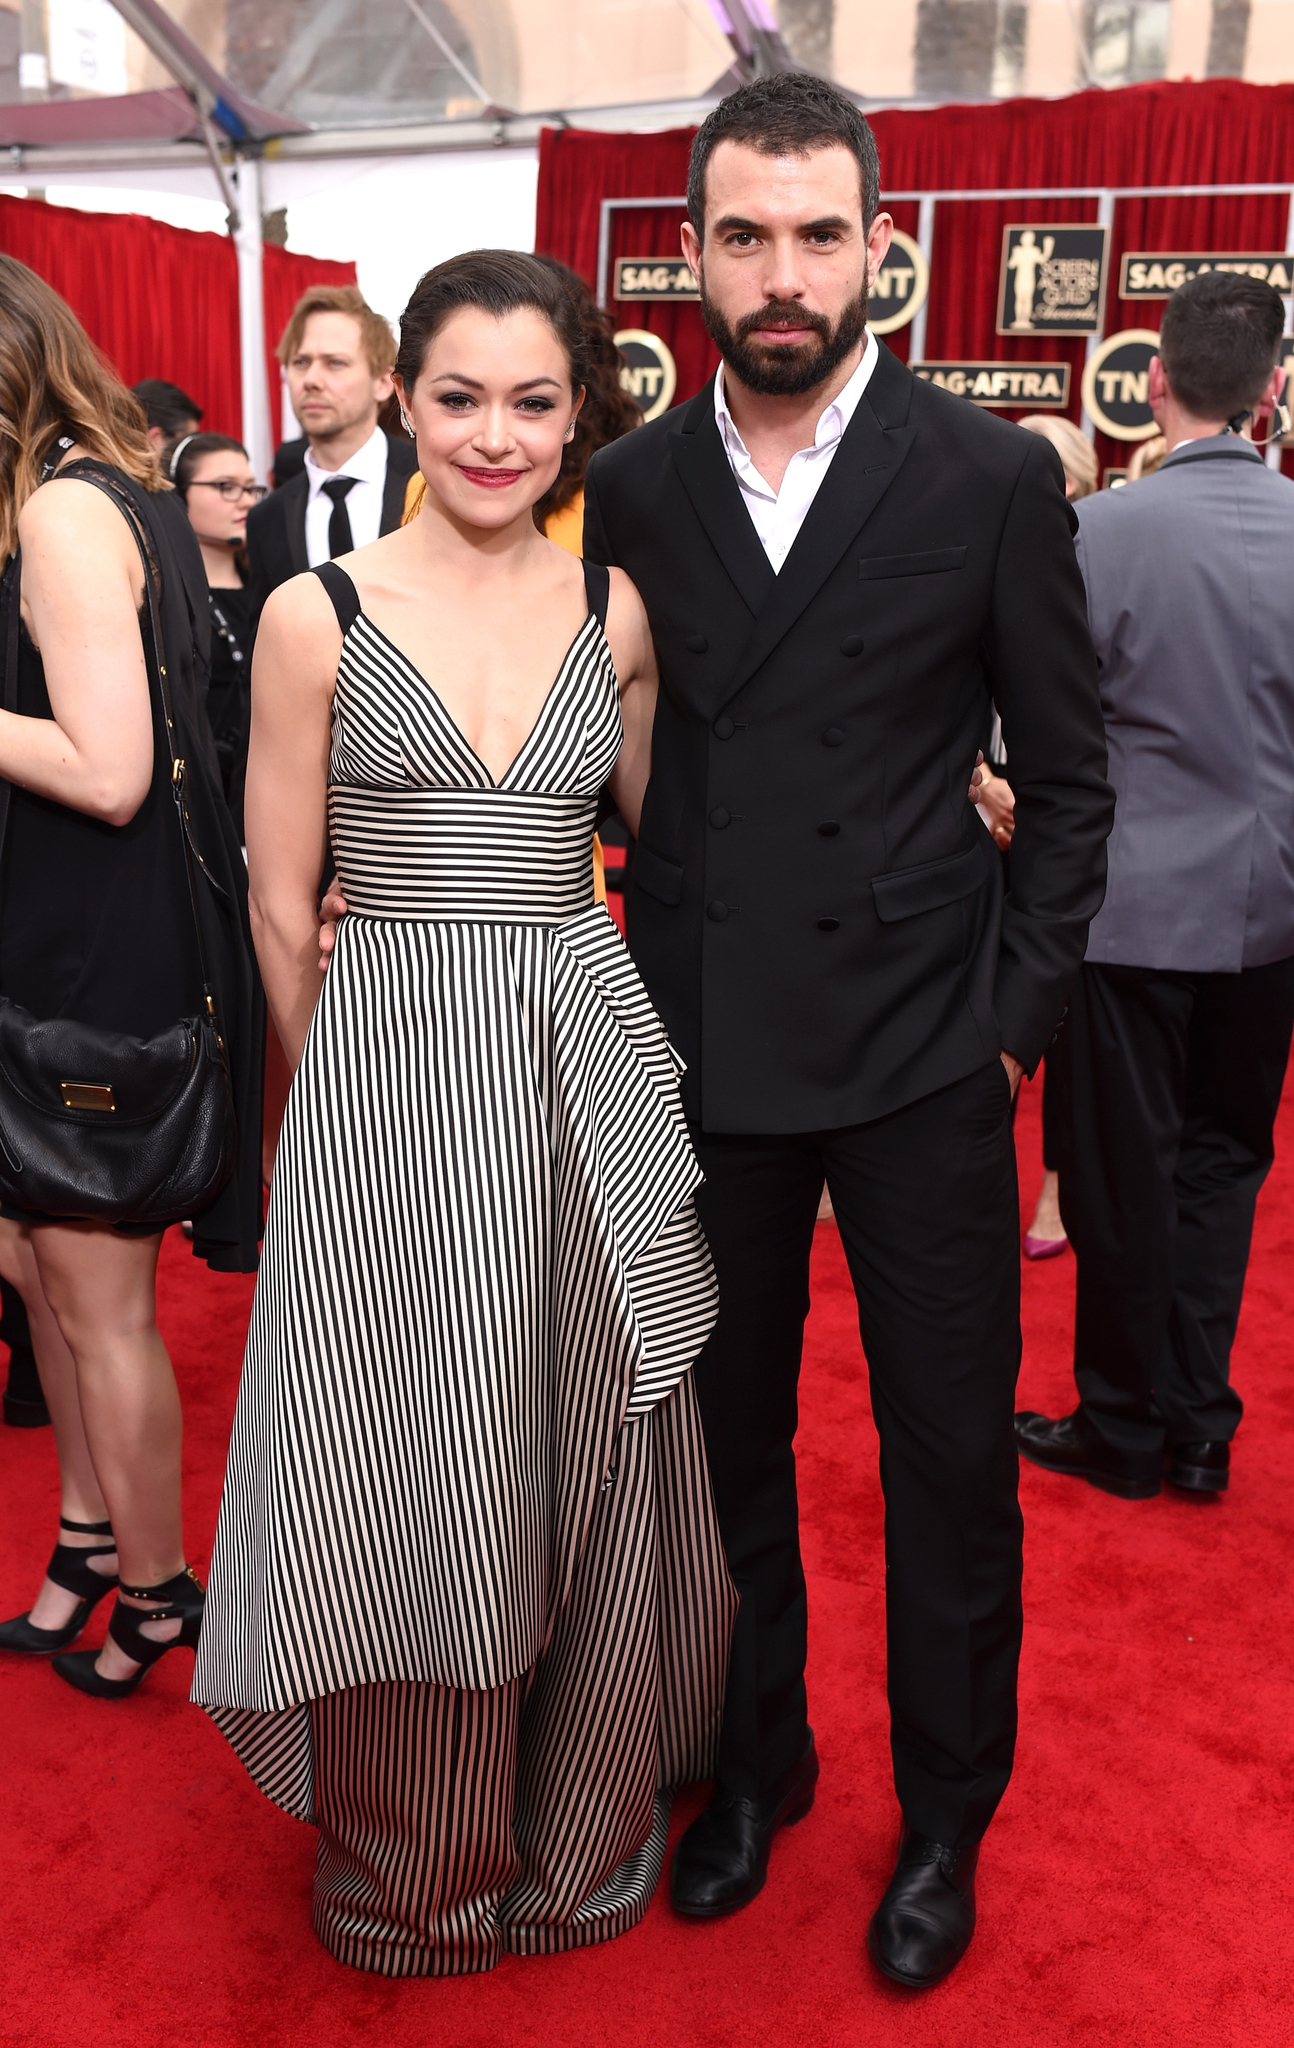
[{"xmin": 583, "ymin": 342, "xmax": 1114, "ymax": 1135}]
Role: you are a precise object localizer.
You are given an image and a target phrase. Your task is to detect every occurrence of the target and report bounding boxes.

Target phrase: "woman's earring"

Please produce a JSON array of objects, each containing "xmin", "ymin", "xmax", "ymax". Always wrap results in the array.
[
  {"xmin": 399, "ymin": 408, "xmax": 415, "ymax": 438},
  {"xmin": 563, "ymin": 423, "xmax": 576, "ymax": 443}
]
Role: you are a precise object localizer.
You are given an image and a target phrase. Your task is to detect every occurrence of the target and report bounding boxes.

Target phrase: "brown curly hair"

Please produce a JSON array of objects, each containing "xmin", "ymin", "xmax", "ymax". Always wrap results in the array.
[
  {"xmin": 530, "ymin": 257, "xmax": 643, "ymax": 527},
  {"xmin": 0, "ymin": 254, "xmax": 160, "ymax": 558}
]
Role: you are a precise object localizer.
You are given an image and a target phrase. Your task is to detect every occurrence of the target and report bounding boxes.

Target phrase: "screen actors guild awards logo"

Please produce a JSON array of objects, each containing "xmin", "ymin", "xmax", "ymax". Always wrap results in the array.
[
  {"xmin": 912, "ymin": 361, "xmax": 1072, "ymax": 408},
  {"xmin": 614, "ymin": 259, "xmax": 699, "ymax": 301},
  {"xmin": 997, "ymin": 224, "xmax": 1110, "ymax": 337},
  {"xmin": 1120, "ymin": 252, "xmax": 1294, "ymax": 298}
]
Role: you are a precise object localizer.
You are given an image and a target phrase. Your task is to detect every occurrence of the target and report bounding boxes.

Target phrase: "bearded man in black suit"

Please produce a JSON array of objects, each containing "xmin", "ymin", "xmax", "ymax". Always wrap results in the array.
[{"xmin": 582, "ymin": 74, "xmax": 1113, "ymax": 1985}]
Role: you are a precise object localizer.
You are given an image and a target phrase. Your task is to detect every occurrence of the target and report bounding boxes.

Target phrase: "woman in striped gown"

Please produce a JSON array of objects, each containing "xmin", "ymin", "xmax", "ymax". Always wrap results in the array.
[{"xmin": 191, "ymin": 251, "xmax": 735, "ymax": 1975}]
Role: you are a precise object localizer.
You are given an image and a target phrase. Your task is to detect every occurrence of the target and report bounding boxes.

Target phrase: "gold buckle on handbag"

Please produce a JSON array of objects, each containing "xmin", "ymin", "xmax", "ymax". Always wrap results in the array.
[{"xmin": 59, "ymin": 1083, "xmax": 116, "ymax": 1112}]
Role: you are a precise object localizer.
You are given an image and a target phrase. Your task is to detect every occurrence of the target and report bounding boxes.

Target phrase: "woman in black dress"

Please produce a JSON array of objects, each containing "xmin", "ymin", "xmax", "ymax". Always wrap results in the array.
[
  {"xmin": 166, "ymin": 432, "xmax": 260, "ymax": 841},
  {"xmin": 0, "ymin": 257, "xmax": 262, "ymax": 1697}
]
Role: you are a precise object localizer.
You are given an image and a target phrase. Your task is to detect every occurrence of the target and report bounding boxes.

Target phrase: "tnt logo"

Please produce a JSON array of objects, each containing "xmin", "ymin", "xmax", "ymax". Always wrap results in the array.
[
  {"xmin": 614, "ymin": 330, "xmax": 677, "ymax": 423},
  {"xmin": 1081, "ymin": 330, "xmax": 1162, "ymax": 442}
]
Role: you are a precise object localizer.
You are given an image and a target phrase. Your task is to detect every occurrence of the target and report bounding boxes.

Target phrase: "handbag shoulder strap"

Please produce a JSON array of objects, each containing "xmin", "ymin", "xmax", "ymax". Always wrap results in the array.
[
  {"xmin": 30, "ymin": 464, "xmax": 227, "ymax": 1031},
  {"xmin": 0, "ymin": 552, "xmax": 21, "ymax": 863}
]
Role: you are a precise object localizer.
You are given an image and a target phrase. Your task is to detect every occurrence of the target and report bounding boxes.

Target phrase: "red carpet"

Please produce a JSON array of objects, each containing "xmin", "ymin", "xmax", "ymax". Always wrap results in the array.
[{"xmin": 3, "ymin": 1073, "xmax": 1293, "ymax": 2047}]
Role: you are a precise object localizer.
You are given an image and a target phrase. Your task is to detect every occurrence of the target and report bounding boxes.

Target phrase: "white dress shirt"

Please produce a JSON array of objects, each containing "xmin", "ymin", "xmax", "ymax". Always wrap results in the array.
[
  {"xmin": 713, "ymin": 331, "xmax": 879, "ymax": 573},
  {"xmin": 303, "ymin": 423, "xmax": 390, "ymax": 568}
]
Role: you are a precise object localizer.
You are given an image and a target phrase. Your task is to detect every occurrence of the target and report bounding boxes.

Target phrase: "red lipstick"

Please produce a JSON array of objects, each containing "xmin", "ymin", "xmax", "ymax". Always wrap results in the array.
[{"xmin": 457, "ymin": 466, "xmax": 527, "ymax": 489}]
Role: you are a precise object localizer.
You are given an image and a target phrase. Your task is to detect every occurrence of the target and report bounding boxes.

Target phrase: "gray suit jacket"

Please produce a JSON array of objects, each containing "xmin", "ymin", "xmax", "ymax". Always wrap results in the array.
[{"xmin": 1075, "ymin": 435, "xmax": 1294, "ymax": 972}]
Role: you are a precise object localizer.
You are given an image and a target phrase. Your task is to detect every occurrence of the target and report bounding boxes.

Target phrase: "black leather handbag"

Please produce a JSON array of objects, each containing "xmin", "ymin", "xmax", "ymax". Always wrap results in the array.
[{"xmin": 0, "ymin": 467, "xmax": 237, "ymax": 1226}]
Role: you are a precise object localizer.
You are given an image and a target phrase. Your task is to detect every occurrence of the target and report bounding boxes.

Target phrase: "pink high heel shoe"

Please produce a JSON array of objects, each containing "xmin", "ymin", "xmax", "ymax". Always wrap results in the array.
[{"xmin": 1022, "ymin": 1231, "xmax": 1069, "ymax": 1261}]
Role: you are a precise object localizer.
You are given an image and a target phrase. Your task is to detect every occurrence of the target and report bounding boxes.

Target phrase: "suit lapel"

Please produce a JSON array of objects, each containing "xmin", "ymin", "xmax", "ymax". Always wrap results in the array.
[
  {"xmin": 724, "ymin": 344, "xmax": 917, "ymax": 698},
  {"xmin": 668, "ymin": 383, "xmax": 777, "ymax": 620},
  {"xmin": 285, "ymin": 470, "xmax": 309, "ymax": 575}
]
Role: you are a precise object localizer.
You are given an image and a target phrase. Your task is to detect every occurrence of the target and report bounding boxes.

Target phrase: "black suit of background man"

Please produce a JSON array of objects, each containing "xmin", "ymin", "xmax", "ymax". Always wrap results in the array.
[
  {"xmin": 584, "ymin": 340, "xmax": 1113, "ymax": 1855},
  {"xmin": 244, "ymin": 431, "xmax": 419, "ymax": 630}
]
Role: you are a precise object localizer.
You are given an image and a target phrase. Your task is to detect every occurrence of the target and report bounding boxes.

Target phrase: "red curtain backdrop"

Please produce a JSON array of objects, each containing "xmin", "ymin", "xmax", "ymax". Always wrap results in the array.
[
  {"xmin": 866, "ymin": 75, "xmax": 1294, "ymax": 191},
  {"xmin": 0, "ymin": 193, "xmax": 242, "ymax": 434},
  {"xmin": 536, "ymin": 78, "xmax": 1294, "ymax": 470},
  {"xmin": 0, "ymin": 194, "xmax": 354, "ymax": 447}
]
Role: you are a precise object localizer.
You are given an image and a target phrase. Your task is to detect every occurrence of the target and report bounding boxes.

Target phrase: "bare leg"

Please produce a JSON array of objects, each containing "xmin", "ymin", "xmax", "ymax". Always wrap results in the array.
[
  {"xmin": 0, "ymin": 1219, "xmax": 117, "ymax": 1630},
  {"xmin": 1027, "ymin": 1168, "xmax": 1067, "ymax": 1246},
  {"xmin": 30, "ymin": 1224, "xmax": 184, "ymax": 1680}
]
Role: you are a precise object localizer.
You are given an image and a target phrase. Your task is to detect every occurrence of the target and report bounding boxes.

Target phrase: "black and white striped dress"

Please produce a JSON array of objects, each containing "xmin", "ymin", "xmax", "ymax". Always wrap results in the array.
[{"xmin": 192, "ymin": 560, "xmax": 734, "ymax": 1975}]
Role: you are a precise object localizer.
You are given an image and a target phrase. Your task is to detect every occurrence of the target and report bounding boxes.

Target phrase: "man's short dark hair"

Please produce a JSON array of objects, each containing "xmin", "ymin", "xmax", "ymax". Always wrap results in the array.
[
  {"xmin": 687, "ymin": 72, "xmax": 880, "ymax": 236},
  {"xmin": 132, "ymin": 377, "xmax": 203, "ymax": 434},
  {"xmin": 1159, "ymin": 271, "xmax": 1285, "ymax": 422}
]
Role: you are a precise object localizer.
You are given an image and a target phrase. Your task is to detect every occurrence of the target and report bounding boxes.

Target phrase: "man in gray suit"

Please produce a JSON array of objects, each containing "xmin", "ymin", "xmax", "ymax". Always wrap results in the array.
[{"xmin": 1017, "ymin": 271, "xmax": 1294, "ymax": 1502}]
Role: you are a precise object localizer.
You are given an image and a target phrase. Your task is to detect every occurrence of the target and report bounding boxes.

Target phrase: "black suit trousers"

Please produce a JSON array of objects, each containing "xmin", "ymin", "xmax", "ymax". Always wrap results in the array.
[
  {"xmin": 689, "ymin": 1059, "xmax": 1023, "ymax": 1851},
  {"xmin": 1053, "ymin": 958, "xmax": 1294, "ymax": 1461}
]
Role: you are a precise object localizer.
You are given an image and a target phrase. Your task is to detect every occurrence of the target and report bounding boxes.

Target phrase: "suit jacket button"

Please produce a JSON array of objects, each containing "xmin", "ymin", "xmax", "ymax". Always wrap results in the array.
[
  {"xmin": 686, "ymin": 633, "xmax": 709, "ymax": 653},
  {"xmin": 709, "ymin": 807, "xmax": 731, "ymax": 829},
  {"xmin": 817, "ymin": 916, "xmax": 840, "ymax": 932},
  {"xmin": 707, "ymin": 900, "xmax": 730, "ymax": 922},
  {"xmin": 818, "ymin": 820, "xmax": 840, "ymax": 836},
  {"xmin": 840, "ymin": 634, "xmax": 865, "ymax": 656},
  {"xmin": 713, "ymin": 715, "xmax": 735, "ymax": 739},
  {"xmin": 822, "ymin": 726, "xmax": 844, "ymax": 747}
]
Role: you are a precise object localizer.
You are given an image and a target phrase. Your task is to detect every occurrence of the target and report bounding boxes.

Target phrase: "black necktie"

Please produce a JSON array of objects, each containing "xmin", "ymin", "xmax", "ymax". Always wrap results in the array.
[{"xmin": 321, "ymin": 475, "xmax": 357, "ymax": 558}]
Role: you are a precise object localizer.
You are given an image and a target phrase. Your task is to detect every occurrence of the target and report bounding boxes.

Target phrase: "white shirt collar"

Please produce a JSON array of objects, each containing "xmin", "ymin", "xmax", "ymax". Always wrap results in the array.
[
  {"xmin": 304, "ymin": 422, "xmax": 389, "ymax": 496},
  {"xmin": 713, "ymin": 329, "xmax": 878, "ymax": 485}
]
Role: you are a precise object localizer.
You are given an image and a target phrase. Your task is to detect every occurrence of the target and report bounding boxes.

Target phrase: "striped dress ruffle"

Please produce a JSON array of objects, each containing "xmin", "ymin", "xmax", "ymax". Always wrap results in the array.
[{"xmin": 192, "ymin": 589, "xmax": 733, "ymax": 1860}]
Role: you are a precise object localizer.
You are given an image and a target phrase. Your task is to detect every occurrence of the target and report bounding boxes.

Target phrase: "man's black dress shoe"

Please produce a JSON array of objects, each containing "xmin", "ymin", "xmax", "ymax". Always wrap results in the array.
[
  {"xmin": 1166, "ymin": 1439, "xmax": 1230, "ymax": 1494},
  {"xmin": 867, "ymin": 1825, "xmax": 978, "ymax": 1989},
  {"xmin": 1014, "ymin": 1410, "xmax": 1161, "ymax": 1499},
  {"xmin": 670, "ymin": 1739, "xmax": 819, "ymax": 1918}
]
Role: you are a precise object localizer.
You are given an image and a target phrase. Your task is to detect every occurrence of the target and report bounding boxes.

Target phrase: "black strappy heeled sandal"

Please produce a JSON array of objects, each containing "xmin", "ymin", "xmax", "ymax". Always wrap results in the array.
[
  {"xmin": 0, "ymin": 1517, "xmax": 119, "ymax": 1655},
  {"xmin": 52, "ymin": 1564, "xmax": 205, "ymax": 1699}
]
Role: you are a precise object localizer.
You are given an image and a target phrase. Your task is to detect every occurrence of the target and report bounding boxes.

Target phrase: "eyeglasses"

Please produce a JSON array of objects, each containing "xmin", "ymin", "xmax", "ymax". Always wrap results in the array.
[{"xmin": 188, "ymin": 480, "xmax": 269, "ymax": 503}]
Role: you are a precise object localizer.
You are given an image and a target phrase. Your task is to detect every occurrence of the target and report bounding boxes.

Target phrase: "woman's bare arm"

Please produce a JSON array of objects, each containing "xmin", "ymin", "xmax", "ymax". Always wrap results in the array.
[
  {"xmin": 604, "ymin": 567, "xmax": 658, "ymax": 839},
  {"xmin": 244, "ymin": 576, "xmax": 339, "ymax": 1069},
  {"xmin": 0, "ymin": 479, "xmax": 150, "ymax": 825}
]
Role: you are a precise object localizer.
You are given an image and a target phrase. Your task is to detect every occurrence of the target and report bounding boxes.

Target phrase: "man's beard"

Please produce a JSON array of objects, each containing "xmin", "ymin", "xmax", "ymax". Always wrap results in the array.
[{"xmin": 699, "ymin": 276, "xmax": 869, "ymax": 397}]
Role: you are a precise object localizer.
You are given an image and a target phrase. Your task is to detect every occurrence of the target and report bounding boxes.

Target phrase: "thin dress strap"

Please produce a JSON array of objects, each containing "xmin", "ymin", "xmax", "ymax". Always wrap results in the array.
[
  {"xmin": 311, "ymin": 561, "xmax": 362, "ymax": 633},
  {"xmin": 581, "ymin": 559, "xmax": 610, "ymax": 631}
]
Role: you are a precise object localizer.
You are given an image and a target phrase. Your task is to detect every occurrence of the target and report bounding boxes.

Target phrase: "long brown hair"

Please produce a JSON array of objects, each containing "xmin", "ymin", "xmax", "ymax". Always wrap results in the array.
[{"xmin": 0, "ymin": 253, "xmax": 160, "ymax": 557}]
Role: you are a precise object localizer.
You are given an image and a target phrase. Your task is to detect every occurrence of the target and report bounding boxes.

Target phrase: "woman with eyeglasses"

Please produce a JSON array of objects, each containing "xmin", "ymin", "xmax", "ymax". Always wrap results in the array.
[{"xmin": 167, "ymin": 433, "xmax": 266, "ymax": 840}]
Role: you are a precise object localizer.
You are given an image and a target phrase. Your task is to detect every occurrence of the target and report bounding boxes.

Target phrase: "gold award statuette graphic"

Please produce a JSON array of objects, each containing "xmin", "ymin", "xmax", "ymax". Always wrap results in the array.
[
  {"xmin": 997, "ymin": 224, "xmax": 1110, "ymax": 338},
  {"xmin": 866, "ymin": 228, "xmax": 930, "ymax": 336},
  {"xmin": 614, "ymin": 330, "xmax": 678, "ymax": 423},
  {"xmin": 1081, "ymin": 329, "xmax": 1161, "ymax": 442}
]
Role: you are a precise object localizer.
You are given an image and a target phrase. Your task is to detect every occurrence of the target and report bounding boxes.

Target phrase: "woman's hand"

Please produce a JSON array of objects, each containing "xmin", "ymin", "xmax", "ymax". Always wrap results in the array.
[
  {"xmin": 975, "ymin": 763, "xmax": 1016, "ymax": 851},
  {"xmin": 318, "ymin": 888, "xmax": 349, "ymax": 971}
]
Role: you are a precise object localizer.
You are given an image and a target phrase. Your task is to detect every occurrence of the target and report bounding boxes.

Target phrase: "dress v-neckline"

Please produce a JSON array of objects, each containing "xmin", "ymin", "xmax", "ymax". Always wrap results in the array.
[{"xmin": 355, "ymin": 609, "xmax": 599, "ymax": 790}]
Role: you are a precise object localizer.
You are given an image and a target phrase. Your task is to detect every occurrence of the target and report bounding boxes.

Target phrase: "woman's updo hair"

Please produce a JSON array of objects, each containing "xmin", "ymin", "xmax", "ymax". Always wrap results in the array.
[{"xmin": 395, "ymin": 250, "xmax": 591, "ymax": 397}]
